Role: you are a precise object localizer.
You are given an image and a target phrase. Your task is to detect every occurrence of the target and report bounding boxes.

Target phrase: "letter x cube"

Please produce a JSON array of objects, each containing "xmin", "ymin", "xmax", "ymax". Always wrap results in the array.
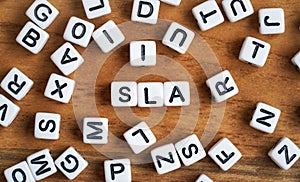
[{"xmin": 44, "ymin": 73, "xmax": 75, "ymax": 104}]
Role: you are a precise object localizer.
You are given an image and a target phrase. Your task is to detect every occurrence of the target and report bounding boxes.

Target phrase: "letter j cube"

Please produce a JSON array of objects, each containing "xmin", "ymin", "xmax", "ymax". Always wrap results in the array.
[
  {"xmin": 206, "ymin": 70, "xmax": 239, "ymax": 103},
  {"xmin": 16, "ymin": 21, "xmax": 49, "ymax": 54},
  {"xmin": 208, "ymin": 138, "xmax": 242, "ymax": 171}
]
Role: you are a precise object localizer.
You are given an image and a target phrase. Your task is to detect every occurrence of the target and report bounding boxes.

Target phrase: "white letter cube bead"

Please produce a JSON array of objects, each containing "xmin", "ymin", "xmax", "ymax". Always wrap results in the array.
[
  {"xmin": 16, "ymin": 21, "xmax": 49, "ymax": 54},
  {"xmin": 138, "ymin": 82, "xmax": 164, "ymax": 107},
  {"xmin": 4, "ymin": 161, "xmax": 36, "ymax": 182},
  {"xmin": 192, "ymin": 0, "xmax": 224, "ymax": 31},
  {"xmin": 123, "ymin": 121, "xmax": 157, "ymax": 154},
  {"xmin": 196, "ymin": 174, "xmax": 213, "ymax": 182},
  {"xmin": 27, "ymin": 149, "xmax": 57, "ymax": 181},
  {"xmin": 0, "ymin": 94, "xmax": 20, "ymax": 127},
  {"xmin": 63, "ymin": 16, "xmax": 95, "ymax": 47},
  {"xmin": 206, "ymin": 70, "xmax": 239, "ymax": 103},
  {"xmin": 259, "ymin": 8, "xmax": 285, "ymax": 35},
  {"xmin": 1, "ymin": 67, "xmax": 34, "ymax": 101},
  {"xmin": 164, "ymin": 81, "xmax": 190, "ymax": 106},
  {"xmin": 83, "ymin": 117, "xmax": 108, "ymax": 144},
  {"xmin": 82, "ymin": 0, "xmax": 111, "ymax": 19},
  {"xmin": 175, "ymin": 134, "xmax": 206, "ymax": 166},
  {"xmin": 268, "ymin": 137, "xmax": 300, "ymax": 170},
  {"xmin": 44, "ymin": 73, "xmax": 75, "ymax": 104},
  {"xmin": 239, "ymin": 36, "xmax": 271, "ymax": 67},
  {"xmin": 160, "ymin": 0, "xmax": 181, "ymax": 6},
  {"xmin": 26, "ymin": 0, "xmax": 59, "ymax": 29},
  {"xmin": 55, "ymin": 147, "xmax": 88, "ymax": 180},
  {"xmin": 151, "ymin": 143, "xmax": 181, "ymax": 174},
  {"xmin": 130, "ymin": 41, "xmax": 156, "ymax": 67},
  {"xmin": 291, "ymin": 51, "xmax": 300, "ymax": 71},
  {"xmin": 250, "ymin": 102, "xmax": 281, "ymax": 134},
  {"xmin": 111, "ymin": 82, "xmax": 138, "ymax": 107},
  {"xmin": 208, "ymin": 138, "xmax": 242, "ymax": 171},
  {"xmin": 104, "ymin": 158, "xmax": 131, "ymax": 182},
  {"xmin": 34, "ymin": 112, "xmax": 61, "ymax": 140},
  {"xmin": 93, "ymin": 20, "xmax": 125, "ymax": 53},
  {"xmin": 222, "ymin": 0, "xmax": 254, "ymax": 22},
  {"xmin": 51, "ymin": 42, "xmax": 84, "ymax": 76},
  {"xmin": 131, "ymin": 0, "xmax": 160, "ymax": 25},
  {"xmin": 162, "ymin": 22, "xmax": 195, "ymax": 54}
]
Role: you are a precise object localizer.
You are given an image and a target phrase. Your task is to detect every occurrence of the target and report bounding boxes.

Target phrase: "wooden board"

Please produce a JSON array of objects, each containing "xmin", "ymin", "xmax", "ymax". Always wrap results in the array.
[{"xmin": 0, "ymin": 0, "xmax": 299, "ymax": 181}]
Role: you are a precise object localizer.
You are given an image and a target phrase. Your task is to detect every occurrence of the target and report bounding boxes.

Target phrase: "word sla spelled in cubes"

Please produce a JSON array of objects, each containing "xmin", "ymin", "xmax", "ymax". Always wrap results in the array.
[{"xmin": 111, "ymin": 81, "xmax": 190, "ymax": 107}]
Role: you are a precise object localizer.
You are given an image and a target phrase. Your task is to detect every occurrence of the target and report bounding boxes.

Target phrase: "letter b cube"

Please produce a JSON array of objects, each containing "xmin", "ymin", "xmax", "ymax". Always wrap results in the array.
[{"xmin": 16, "ymin": 21, "xmax": 49, "ymax": 54}]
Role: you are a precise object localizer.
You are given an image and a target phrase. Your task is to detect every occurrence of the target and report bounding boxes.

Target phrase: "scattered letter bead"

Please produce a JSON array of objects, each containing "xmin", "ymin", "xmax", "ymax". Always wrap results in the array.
[
  {"xmin": 151, "ymin": 143, "xmax": 181, "ymax": 174},
  {"xmin": 196, "ymin": 174, "xmax": 213, "ymax": 182},
  {"xmin": 27, "ymin": 149, "xmax": 57, "ymax": 181},
  {"xmin": 175, "ymin": 134, "xmax": 206, "ymax": 166},
  {"xmin": 123, "ymin": 121, "xmax": 157, "ymax": 154},
  {"xmin": 55, "ymin": 147, "xmax": 88, "ymax": 180},
  {"xmin": 44, "ymin": 73, "xmax": 75, "ymax": 104},
  {"xmin": 104, "ymin": 158, "xmax": 131, "ymax": 182},
  {"xmin": 0, "ymin": 94, "xmax": 20, "ymax": 127},
  {"xmin": 130, "ymin": 41, "xmax": 156, "ymax": 67},
  {"xmin": 239, "ymin": 36, "xmax": 271, "ymax": 67},
  {"xmin": 259, "ymin": 8, "xmax": 285, "ymax": 35},
  {"xmin": 111, "ymin": 82, "xmax": 138, "ymax": 107},
  {"xmin": 92, "ymin": 20, "xmax": 125, "ymax": 53},
  {"xmin": 51, "ymin": 42, "xmax": 84, "ymax": 76},
  {"xmin": 83, "ymin": 117, "xmax": 108, "ymax": 144},
  {"xmin": 26, "ymin": 0, "xmax": 59, "ymax": 29},
  {"xmin": 138, "ymin": 82, "xmax": 164, "ymax": 107},
  {"xmin": 4, "ymin": 161, "xmax": 36, "ymax": 182},
  {"xmin": 291, "ymin": 50, "xmax": 300, "ymax": 71},
  {"xmin": 16, "ymin": 21, "xmax": 49, "ymax": 54},
  {"xmin": 192, "ymin": 0, "xmax": 224, "ymax": 31},
  {"xmin": 131, "ymin": 0, "xmax": 160, "ymax": 25},
  {"xmin": 206, "ymin": 70, "xmax": 239, "ymax": 103},
  {"xmin": 1, "ymin": 67, "xmax": 34, "ymax": 101},
  {"xmin": 82, "ymin": 0, "xmax": 111, "ymax": 19},
  {"xmin": 162, "ymin": 22, "xmax": 195, "ymax": 54},
  {"xmin": 164, "ymin": 81, "xmax": 190, "ymax": 106},
  {"xmin": 222, "ymin": 0, "xmax": 254, "ymax": 22},
  {"xmin": 250, "ymin": 102, "xmax": 281, "ymax": 134},
  {"xmin": 268, "ymin": 137, "xmax": 300, "ymax": 170},
  {"xmin": 160, "ymin": 0, "xmax": 181, "ymax": 6},
  {"xmin": 34, "ymin": 112, "xmax": 61, "ymax": 140},
  {"xmin": 208, "ymin": 138, "xmax": 242, "ymax": 171},
  {"xmin": 63, "ymin": 16, "xmax": 95, "ymax": 47}
]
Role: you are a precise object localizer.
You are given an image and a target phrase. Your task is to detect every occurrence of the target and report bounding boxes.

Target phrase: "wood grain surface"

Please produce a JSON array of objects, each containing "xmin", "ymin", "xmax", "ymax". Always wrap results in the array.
[{"xmin": 0, "ymin": 0, "xmax": 299, "ymax": 181}]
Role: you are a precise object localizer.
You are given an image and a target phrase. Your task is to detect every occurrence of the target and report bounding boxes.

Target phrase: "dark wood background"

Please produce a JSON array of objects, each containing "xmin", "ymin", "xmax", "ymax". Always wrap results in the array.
[{"xmin": 0, "ymin": 0, "xmax": 299, "ymax": 181}]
